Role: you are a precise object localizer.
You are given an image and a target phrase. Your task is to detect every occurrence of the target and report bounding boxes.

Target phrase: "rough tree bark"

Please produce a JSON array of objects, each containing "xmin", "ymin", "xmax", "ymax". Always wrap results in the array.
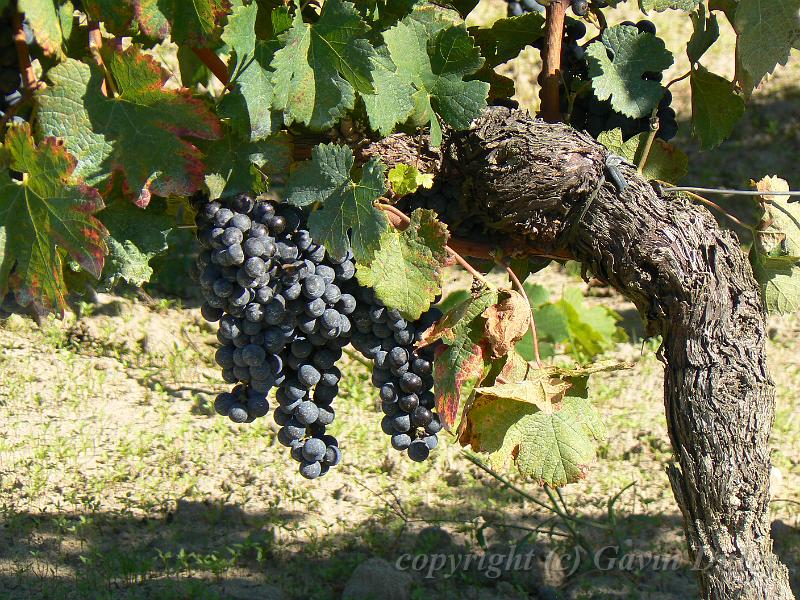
[{"xmin": 365, "ymin": 107, "xmax": 794, "ymax": 600}]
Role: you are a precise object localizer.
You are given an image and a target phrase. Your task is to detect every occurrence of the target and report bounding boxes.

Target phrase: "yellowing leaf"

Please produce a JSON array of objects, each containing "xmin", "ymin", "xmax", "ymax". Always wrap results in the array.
[
  {"xmin": 750, "ymin": 175, "xmax": 800, "ymax": 315},
  {"xmin": 429, "ymin": 286, "xmax": 498, "ymax": 430},
  {"xmin": 388, "ymin": 164, "xmax": 434, "ymax": 196},
  {"xmin": 37, "ymin": 50, "xmax": 221, "ymax": 206},
  {"xmin": 0, "ymin": 124, "xmax": 107, "ymax": 316},
  {"xmin": 459, "ymin": 392, "xmax": 605, "ymax": 487},
  {"xmin": 755, "ymin": 175, "xmax": 792, "ymax": 203},
  {"xmin": 475, "ymin": 372, "xmax": 572, "ymax": 412},
  {"xmin": 753, "ymin": 175, "xmax": 800, "ymax": 258},
  {"xmin": 356, "ymin": 209, "xmax": 449, "ymax": 320},
  {"xmin": 435, "ymin": 339, "xmax": 490, "ymax": 431},
  {"xmin": 458, "ymin": 359, "xmax": 624, "ymax": 485}
]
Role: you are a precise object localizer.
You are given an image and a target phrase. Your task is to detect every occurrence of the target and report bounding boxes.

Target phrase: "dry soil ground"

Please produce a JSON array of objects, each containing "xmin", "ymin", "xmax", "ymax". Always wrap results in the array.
[{"xmin": 0, "ymin": 263, "xmax": 798, "ymax": 600}]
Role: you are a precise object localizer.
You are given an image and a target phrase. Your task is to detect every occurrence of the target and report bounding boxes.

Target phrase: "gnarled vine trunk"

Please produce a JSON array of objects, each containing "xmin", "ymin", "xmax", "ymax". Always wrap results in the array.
[{"xmin": 366, "ymin": 107, "xmax": 794, "ymax": 600}]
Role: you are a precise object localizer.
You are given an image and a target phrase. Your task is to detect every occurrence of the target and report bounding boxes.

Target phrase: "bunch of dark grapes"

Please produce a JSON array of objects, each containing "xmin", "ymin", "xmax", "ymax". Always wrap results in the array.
[
  {"xmin": 194, "ymin": 194, "xmax": 354, "ymax": 479},
  {"xmin": 0, "ymin": 3, "xmax": 25, "ymax": 118},
  {"xmin": 194, "ymin": 193, "xmax": 446, "ymax": 478},
  {"xmin": 561, "ymin": 20, "xmax": 678, "ymax": 142},
  {"xmin": 505, "ymin": 0, "xmax": 544, "ymax": 16},
  {"xmin": 349, "ymin": 287, "xmax": 444, "ymax": 462}
]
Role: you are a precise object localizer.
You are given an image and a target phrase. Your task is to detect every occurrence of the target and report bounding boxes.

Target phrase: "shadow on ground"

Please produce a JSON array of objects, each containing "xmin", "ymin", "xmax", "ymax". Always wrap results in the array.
[{"xmin": 0, "ymin": 499, "xmax": 743, "ymax": 600}]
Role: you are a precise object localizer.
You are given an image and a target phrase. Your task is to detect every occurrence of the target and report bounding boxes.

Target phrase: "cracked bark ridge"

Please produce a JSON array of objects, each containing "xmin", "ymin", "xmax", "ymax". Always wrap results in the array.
[{"xmin": 381, "ymin": 107, "xmax": 793, "ymax": 600}]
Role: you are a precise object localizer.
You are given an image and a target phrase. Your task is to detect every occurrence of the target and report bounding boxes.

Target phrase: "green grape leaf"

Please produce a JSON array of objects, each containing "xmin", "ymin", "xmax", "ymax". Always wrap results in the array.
[
  {"xmin": 639, "ymin": 0, "xmax": 700, "ymax": 12},
  {"xmin": 177, "ymin": 45, "xmax": 211, "ymax": 88},
  {"xmin": 352, "ymin": 0, "xmax": 420, "ymax": 28},
  {"xmin": 286, "ymin": 143, "xmax": 388, "ymax": 261},
  {"xmin": 429, "ymin": 286, "xmax": 498, "ymax": 430},
  {"xmin": 690, "ymin": 65, "xmax": 745, "ymax": 150},
  {"xmin": 473, "ymin": 67, "xmax": 516, "ymax": 104},
  {"xmin": 397, "ymin": 2, "xmax": 462, "ymax": 31},
  {"xmin": 269, "ymin": 5, "xmax": 292, "ymax": 36},
  {"xmin": 201, "ymin": 130, "xmax": 292, "ymax": 200},
  {"xmin": 37, "ymin": 50, "xmax": 221, "ymax": 207},
  {"xmin": 733, "ymin": 0, "xmax": 800, "ymax": 94},
  {"xmin": 133, "ymin": 0, "xmax": 231, "ymax": 47},
  {"xmin": 270, "ymin": 0, "xmax": 376, "ymax": 131},
  {"xmin": 687, "ymin": 3, "xmax": 720, "ymax": 64},
  {"xmin": 449, "ymin": 0, "xmax": 481, "ymax": 18},
  {"xmin": 469, "ymin": 12, "xmax": 546, "ymax": 68},
  {"xmin": 222, "ymin": 0, "xmax": 258, "ymax": 66},
  {"xmin": 524, "ymin": 282, "xmax": 550, "ymax": 308},
  {"xmin": 99, "ymin": 197, "xmax": 173, "ymax": 289},
  {"xmin": 751, "ymin": 253, "xmax": 800, "ymax": 315},
  {"xmin": 515, "ymin": 303, "xmax": 565, "ymax": 362},
  {"xmin": 557, "ymin": 287, "xmax": 625, "ymax": 361},
  {"xmin": 460, "ymin": 368, "xmax": 605, "ymax": 486},
  {"xmin": 83, "ymin": 0, "xmax": 135, "ymax": 36},
  {"xmin": 58, "ymin": 1, "xmax": 74, "ymax": 43},
  {"xmin": 19, "ymin": 0, "xmax": 63, "ymax": 57},
  {"xmin": 383, "ymin": 15, "xmax": 489, "ymax": 146},
  {"xmin": 597, "ymin": 128, "xmax": 688, "ymax": 183},
  {"xmin": 356, "ymin": 209, "xmax": 448, "ymax": 320},
  {"xmin": 516, "ymin": 286, "xmax": 625, "ymax": 363},
  {"xmin": 0, "ymin": 124, "xmax": 107, "ymax": 316},
  {"xmin": 439, "ymin": 289, "xmax": 470, "ymax": 314},
  {"xmin": 387, "ymin": 163, "xmax": 434, "ymax": 196},
  {"xmin": 587, "ymin": 24, "xmax": 674, "ymax": 118},
  {"xmin": 219, "ymin": 1, "xmax": 282, "ymax": 141},
  {"xmin": 362, "ymin": 50, "xmax": 416, "ymax": 136}
]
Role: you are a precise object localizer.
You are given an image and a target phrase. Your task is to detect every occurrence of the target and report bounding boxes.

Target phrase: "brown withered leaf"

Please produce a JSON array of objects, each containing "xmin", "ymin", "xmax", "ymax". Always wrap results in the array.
[{"xmin": 482, "ymin": 289, "xmax": 531, "ymax": 358}]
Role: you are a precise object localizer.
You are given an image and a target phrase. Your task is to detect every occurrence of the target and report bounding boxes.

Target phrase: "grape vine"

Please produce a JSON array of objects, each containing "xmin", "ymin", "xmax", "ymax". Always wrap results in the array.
[{"xmin": 0, "ymin": 0, "xmax": 797, "ymax": 487}]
